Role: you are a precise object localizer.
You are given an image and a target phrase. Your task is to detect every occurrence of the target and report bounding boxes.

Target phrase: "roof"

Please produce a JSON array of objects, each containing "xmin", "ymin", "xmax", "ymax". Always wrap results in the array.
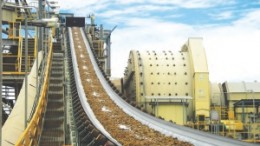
[{"xmin": 225, "ymin": 81, "xmax": 260, "ymax": 93}]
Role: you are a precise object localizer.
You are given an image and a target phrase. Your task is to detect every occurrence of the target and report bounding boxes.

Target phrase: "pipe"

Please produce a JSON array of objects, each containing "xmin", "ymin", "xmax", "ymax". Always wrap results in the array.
[{"xmin": 24, "ymin": 14, "xmax": 28, "ymax": 128}]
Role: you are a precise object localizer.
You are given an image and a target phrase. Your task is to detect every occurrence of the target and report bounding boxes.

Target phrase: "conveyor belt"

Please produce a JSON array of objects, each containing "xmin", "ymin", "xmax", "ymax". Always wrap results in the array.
[
  {"xmin": 68, "ymin": 27, "xmax": 258, "ymax": 146},
  {"xmin": 67, "ymin": 28, "xmax": 116, "ymax": 146}
]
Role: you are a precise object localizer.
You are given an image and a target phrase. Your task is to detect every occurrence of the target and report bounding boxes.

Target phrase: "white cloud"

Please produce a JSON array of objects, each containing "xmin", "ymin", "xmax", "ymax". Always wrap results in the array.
[
  {"xmin": 233, "ymin": 9, "xmax": 260, "ymax": 29},
  {"xmin": 110, "ymin": 10, "xmax": 260, "ymax": 83},
  {"xmin": 98, "ymin": 5, "xmax": 173, "ymax": 18},
  {"xmin": 203, "ymin": 10, "xmax": 260, "ymax": 82},
  {"xmin": 202, "ymin": 27, "xmax": 260, "ymax": 82},
  {"xmin": 111, "ymin": 18, "xmax": 195, "ymax": 77},
  {"xmin": 114, "ymin": 0, "xmax": 145, "ymax": 4},
  {"xmin": 209, "ymin": 11, "xmax": 233, "ymax": 20},
  {"xmin": 166, "ymin": 14, "xmax": 183, "ymax": 19},
  {"xmin": 150, "ymin": 0, "xmax": 235, "ymax": 8},
  {"xmin": 58, "ymin": 0, "xmax": 99, "ymax": 10},
  {"xmin": 25, "ymin": 0, "xmax": 260, "ymax": 83}
]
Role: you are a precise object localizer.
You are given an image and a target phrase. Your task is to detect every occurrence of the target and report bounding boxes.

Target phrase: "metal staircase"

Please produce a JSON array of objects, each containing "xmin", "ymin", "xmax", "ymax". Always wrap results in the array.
[
  {"xmin": 39, "ymin": 51, "xmax": 65, "ymax": 146},
  {"xmin": 21, "ymin": 38, "xmax": 35, "ymax": 72}
]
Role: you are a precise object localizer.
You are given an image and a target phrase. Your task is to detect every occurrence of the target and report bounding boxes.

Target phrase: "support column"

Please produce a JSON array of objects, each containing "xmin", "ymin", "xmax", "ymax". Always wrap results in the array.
[
  {"xmin": 0, "ymin": 0, "xmax": 3, "ymax": 145},
  {"xmin": 24, "ymin": 14, "xmax": 28, "ymax": 128}
]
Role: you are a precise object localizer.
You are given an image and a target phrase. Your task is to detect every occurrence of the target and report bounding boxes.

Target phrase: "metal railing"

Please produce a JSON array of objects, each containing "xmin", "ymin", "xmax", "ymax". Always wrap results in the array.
[
  {"xmin": 3, "ymin": 21, "xmax": 35, "ymax": 74},
  {"xmin": 14, "ymin": 35, "xmax": 53, "ymax": 146},
  {"xmin": 186, "ymin": 122, "xmax": 260, "ymax": 143},
  {"xmin": 2, "ymin": 55, "xmax": 33, "ymax": 74}
]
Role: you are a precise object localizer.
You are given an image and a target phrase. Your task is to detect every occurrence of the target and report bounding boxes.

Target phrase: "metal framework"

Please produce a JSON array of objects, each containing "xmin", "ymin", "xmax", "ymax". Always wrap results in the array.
[
  {"xmin": 78, "ymin": 27, "xmax": 254, "ymax": 146},
  {"xmin": 15, "ymin": 36, "xmax": 53, "ymax": 146}
]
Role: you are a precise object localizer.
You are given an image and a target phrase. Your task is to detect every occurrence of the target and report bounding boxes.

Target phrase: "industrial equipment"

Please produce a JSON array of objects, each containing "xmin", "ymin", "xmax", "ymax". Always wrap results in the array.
[
  {"xmin": 123, "ymin": 38, "xmax": 210, "ymax": 125},
  {"xmin": 122, "ymin": 39, "xmax": 260, "ymax": 142},
  {"xmin": 1, "ymin": 1, "xmax": 259, "ymax": 145}
]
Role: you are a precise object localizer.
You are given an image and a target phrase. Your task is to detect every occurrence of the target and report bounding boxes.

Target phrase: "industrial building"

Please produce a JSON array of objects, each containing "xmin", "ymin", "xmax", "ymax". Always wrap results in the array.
[{"xmin": 0, "ymin": 0, "xmax": 259, "ymax": 145}]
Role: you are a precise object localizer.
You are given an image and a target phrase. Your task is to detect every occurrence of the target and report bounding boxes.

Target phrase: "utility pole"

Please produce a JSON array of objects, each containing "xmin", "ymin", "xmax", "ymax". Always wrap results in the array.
[{"xmin": 0, "ymin": 0, "xmax": 3, "ymax": 145}]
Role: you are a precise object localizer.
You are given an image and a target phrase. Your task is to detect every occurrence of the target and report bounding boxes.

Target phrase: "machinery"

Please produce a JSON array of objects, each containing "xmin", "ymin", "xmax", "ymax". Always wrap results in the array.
[
  {"xmin": 123, "ymin": 38, "xmax": 210, "ymax": 125},
  {"xmin": 213, "ymin": 82, "xmax": 260, "ymax": 142},
  {"xmin": 122, "ymin": 38, "xmax": 260, "ymax": 142},
  {"xmin": 85, "ymin": 14, "xmax": 116, "ymax": 77},
  {"xmin": 1, "ymin": 1, "xmax": 259, "ymax": 145}
]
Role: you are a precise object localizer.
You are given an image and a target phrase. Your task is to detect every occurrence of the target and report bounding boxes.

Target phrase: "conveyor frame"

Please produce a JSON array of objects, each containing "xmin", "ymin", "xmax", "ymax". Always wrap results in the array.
[{"xmin": 73, "ymin": 27, "xmax": 257, "ymax": 146}]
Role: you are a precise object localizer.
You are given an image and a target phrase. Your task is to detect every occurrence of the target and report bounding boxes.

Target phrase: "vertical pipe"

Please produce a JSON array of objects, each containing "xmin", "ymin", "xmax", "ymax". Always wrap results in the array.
[
  {"xmin": 44, "ymin": 28, "xmax": 47, "ymax": 61},
  {"xmin": 253, "ymin": 91, "xmax": 255, "ymax": 123},
  {"xmin": 36, "ymin": 27, "xmax": 38, "ymax": 98},
  {"xmin": 106, "ymin": 36, "xmax": 111, "ymax": 76},
  {"xmin": 182, "ymin": 100, "xmax": 184, "ymax": 125},
  {"xmin": 37, "ymin": 1, "xmax": 43, "ymax": 95},
  {"xmin": 105, "ymin": 25, "xmax": 116, "ymax": 77},
  {"xmin": 38, "ymin": 0, "xmax": 43, "ymax": 52},
  {"xmin": 253, "ymin": 91, "xmax": 255, "ymax": 143},
  {"xmin": 120, "ymin": 78, "xmax": 124, "ymax": 94},
  {"xmin": 0, "ymin": 0, "xmax": 3, "ymax": 145},
  {"xmin": 25, "ymin": 14, "xmax": 28, "ymax": 128},
  {"xmin": 100, "ymin": 24, "xmax": 103, "ymax": 39},
  {"xmin": 39, "ymin": 0, "xmax": 44, "ymax": 91},
  {"xmin": 242, "ymin": 101, "xmax": 245, "ymax": 123}
]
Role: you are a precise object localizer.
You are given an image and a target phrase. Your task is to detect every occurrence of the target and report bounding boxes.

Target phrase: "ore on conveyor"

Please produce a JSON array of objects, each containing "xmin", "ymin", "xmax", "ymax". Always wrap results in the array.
[{"xmin": 72, "ymin": 27, "xmax": 193, "ymax": 146}]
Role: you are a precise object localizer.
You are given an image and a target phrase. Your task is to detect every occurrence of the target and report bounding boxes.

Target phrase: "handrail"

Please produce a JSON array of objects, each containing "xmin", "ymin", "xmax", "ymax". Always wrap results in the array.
[
  {"xmin": 15, "ymin": 36, "xmax": 53, "ymax": 146},
  {"xmin": 2, "ymin": 72, "xmax": 28, "ymax": 75},
  {"xmin": 2, "ymin": 55, "xmax": 33, "ymax": 74}
]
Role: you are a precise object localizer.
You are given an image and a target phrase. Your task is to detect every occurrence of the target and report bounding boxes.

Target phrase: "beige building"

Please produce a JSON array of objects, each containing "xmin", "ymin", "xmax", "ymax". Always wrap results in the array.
[{"xmin": 222, "ymin": 81, "xmax": 260, "ymax": 123}]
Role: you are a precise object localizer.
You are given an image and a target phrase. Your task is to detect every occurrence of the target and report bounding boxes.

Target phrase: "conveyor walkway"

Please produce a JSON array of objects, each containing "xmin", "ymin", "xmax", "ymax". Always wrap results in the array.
[{"xmin": 39, "ymin": 52, "xmax": 65, "ymax": 146}]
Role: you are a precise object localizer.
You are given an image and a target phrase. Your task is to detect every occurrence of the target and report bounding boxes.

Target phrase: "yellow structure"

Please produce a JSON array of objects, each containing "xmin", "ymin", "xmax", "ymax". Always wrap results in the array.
[
  {"xmin": 122, "ymin": 38, "xmax": 259, "ymax": 142},
  {"xmin": 2, "ymin": 2, "xmax": 37, "ymax": 74},
  {"xmin": 182, "ymin": 38, "xmax": 210, "ymax": 120},
  {"xmin": 222, "ymin": 82, "xmax": 260, "ymax": 123},
  {"xmin": 123, "ymin": 38, "xmax": 210, "ymax": 125}
]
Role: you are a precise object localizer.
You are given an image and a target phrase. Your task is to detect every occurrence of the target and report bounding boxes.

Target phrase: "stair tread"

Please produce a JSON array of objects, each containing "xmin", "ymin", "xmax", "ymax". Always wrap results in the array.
[{"xmin": 39, "ymin": 53, "xmax": 65, "ymax": 145}]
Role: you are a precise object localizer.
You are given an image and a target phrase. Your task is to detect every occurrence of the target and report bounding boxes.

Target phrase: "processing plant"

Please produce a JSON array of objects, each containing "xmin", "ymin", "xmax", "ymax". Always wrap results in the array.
[
  {"xmin": 122, "ymin": 42, "xmax": 260, "ymax": 142},
  {"xmin": 0, "ymin": 0, "xmax": 259, "ymax": 145}
]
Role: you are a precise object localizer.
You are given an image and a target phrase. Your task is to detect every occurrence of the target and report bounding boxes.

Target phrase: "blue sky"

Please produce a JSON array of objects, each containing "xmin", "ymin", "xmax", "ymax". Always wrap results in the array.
[
  {"xmin": 58, "ymin": 0, "xmax": 260, "ymax": 82},
  {"xmin": 60, "ymin": 0, "xmax": 260, "ymax": 26}
]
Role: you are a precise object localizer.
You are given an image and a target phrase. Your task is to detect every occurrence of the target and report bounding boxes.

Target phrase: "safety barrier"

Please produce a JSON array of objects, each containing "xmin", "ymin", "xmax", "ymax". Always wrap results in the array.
[
  {"xmin": 186, "ymin": 122, "xmax": 260, "ymax": 143},
  {"xmin": 15, "ymin": 36, "xmax": 53, "ymax": 146}
]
